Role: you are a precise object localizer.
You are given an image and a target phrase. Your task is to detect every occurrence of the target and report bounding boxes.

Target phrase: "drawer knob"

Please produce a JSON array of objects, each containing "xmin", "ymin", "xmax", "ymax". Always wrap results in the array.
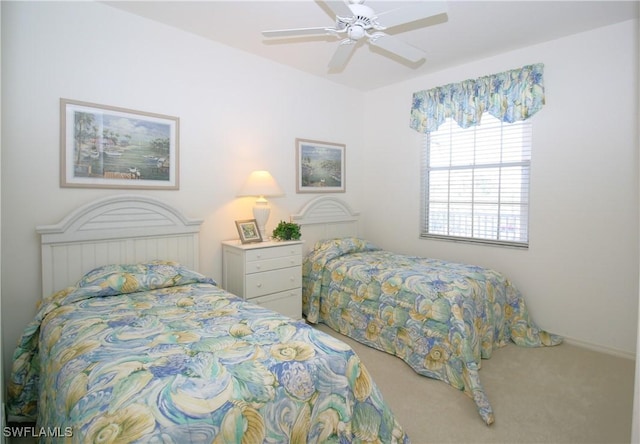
[
  {"xmin": 256, "ymin": 283, "xmax": 262, "ymax": 288},
  {"xmin": 256, "ymin": 265, "xmax": 262, "ymax": 270}
]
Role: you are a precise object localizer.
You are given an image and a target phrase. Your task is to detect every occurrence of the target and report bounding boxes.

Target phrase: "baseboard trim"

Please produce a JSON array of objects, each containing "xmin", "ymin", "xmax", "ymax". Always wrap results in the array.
[{"xmin": 563, "ymin": 336, "xmax": 636, "ymax": 360}]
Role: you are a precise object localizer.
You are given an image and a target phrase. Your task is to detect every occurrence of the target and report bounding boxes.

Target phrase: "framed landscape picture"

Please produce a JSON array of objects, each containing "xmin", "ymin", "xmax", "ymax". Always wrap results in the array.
[
  {"xmin": 60, "ymin": 99, "xmax": 179, "ymax": 189},
  {"xmin": 296, "ymin": 138, "xmax": 346, "ymax": 193},
  {"xmin": 235, "ymin": 219, "xmax": 262, "ymax": 243}
]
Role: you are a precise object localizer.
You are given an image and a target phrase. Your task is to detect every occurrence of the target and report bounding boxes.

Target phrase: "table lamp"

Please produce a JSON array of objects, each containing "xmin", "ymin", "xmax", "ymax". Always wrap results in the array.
[{"xmin": 237, "ymin": 170, "xmax": 284, "ymax": 239}]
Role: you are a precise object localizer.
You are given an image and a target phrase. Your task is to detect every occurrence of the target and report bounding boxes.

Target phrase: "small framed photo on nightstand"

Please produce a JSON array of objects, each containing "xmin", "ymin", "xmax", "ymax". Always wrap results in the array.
[{"xmin": 235, "ymin": 219, "xmax": 262, "ymax": 244}]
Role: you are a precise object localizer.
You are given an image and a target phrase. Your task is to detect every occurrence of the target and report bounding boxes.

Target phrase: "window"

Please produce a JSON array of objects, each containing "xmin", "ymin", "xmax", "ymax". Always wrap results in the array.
[{"xmin": 421, "ymin": 113, "xmax": 531, "ymax": 248}]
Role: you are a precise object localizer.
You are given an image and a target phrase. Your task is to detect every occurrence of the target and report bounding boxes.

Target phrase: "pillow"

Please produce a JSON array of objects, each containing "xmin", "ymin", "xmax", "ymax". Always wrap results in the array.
[
  {"xmin": 76, "ymin": 261, "xmax": 216, "ymax": 297},
  {"xmin": 305, "ymin": 237, "xmax": 381, "ymax": 267},
  {"xmin": 312, "ymin": 237, "xmax": 380, "ymax": 257}
]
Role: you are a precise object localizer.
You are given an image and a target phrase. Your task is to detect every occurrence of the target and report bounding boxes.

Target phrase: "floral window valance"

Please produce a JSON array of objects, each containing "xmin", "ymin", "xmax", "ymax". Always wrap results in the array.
[{"xmin": 410, "ymin": 63, "xmax": 545, "ymax": 133}]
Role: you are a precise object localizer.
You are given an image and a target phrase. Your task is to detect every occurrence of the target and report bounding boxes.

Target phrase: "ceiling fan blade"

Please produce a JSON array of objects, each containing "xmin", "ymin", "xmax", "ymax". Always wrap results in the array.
[
  {"xmin": 328, "ymin": 39, "xmax": 357, "ymax": 70},
  {"xmin": 369, "ymin": 33, "xmax": 426, "ymax": 62},
  {"xmin": 262, "ymin": 27, "xmax": 335, "ymax": 38},
  {"xmin": 323, "ymin": 1, "xmax": 353, "ymax": 19},
  {"xmin": 376, "ymin": 2, "xmax": 448, "ymax": 29}
]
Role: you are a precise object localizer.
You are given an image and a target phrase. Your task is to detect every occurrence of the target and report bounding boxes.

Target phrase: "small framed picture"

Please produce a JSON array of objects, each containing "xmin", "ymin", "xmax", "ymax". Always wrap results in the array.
[
  {"xmin": 235, "ymin": 219, "xmax": 263, "ymax": 244},
  {"xmin": 296, "ymin": 138, "xmax": 346, "ymax": 193}
]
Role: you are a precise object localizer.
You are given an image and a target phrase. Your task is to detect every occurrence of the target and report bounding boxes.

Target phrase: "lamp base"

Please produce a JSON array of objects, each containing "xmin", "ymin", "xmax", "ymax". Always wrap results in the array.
[{"xmin": 253, "ymin": 199, "xmax": 270, "ymax": 240}]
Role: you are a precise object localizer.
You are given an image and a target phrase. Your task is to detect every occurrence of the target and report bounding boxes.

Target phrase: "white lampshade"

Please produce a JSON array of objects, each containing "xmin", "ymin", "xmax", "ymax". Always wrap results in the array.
[
  {"xmin": 237, "ymin": 170, "xmax": 284, "ymax": 239},
  {"xmin": 238, "ymin": 170, "xmax": 284, "ymax": 198}
]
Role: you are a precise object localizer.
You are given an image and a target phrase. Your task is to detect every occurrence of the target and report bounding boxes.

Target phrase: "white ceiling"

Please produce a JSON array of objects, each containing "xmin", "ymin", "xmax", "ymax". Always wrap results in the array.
[{"xmin": 104, "ymin": 0, "xmax": 638, "ymax": 91}]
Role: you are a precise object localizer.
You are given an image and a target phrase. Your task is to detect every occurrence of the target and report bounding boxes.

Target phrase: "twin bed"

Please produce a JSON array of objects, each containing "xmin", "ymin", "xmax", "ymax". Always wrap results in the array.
[
  {"xmin": 7, "ymin": 195, "xmax": 407, "ymax": 443},
  {"xmin": 293, "ymin": 197, "xmax": 561, "ymax": 426},
  {"xmin": 7, "ymin": 195, "xmax": 560, "ymax": 442}
]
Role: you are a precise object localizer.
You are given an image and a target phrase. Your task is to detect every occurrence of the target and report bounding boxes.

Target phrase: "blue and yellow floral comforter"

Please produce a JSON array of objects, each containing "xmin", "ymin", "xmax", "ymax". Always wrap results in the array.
[
  {"xmin": 7, "ymin": 261, "xmax": 408, "ymax": 443},
  {"xmin": 302, "ymin": 238, "xmax": 562, "ymax": 425}
]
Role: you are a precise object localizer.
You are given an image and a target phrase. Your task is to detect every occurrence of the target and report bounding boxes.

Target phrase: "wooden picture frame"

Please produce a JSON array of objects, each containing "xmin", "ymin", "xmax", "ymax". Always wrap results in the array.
[
  {"xmin": 235, "ymin": 219, "xmax": 263, "ymax": 243},
  {"xmin": 296, "ymin": 138, "xmax": 346, "ymax": 193},
  {"xmin": 60, "ymin": 98, "xmax": 179, "ymax": 189}
]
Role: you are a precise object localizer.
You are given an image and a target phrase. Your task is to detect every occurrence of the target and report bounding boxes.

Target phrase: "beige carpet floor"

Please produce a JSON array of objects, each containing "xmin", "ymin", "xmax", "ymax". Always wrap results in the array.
[{"xmin": 313, "ymin": 323, "xmax": 635, "ymax": 444}]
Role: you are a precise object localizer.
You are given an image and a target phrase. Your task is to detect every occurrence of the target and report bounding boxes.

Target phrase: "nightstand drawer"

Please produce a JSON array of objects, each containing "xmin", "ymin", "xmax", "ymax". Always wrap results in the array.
[
  {"xmin": 246, "ymin": 244, "xmax": 302, "ymax": 262},
  {"xmin": 246, "ymin": 255, "xmax": 302, "ymax": 274},
  {"xmin": 245, "ymin": 267, "xmax": 301, "ymax": 298},
  {"xmin": 252, "ymin": 289, "xmax": 302, "ymax": 320}
]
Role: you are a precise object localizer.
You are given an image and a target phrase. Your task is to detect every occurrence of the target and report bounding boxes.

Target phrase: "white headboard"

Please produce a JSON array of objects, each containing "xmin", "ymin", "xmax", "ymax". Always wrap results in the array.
[
  {"xmin": 291, "ymin": 196, "xmax": 360, "ymax": 254},
  {"xmin": 36, "ymin": 194, "xmax": 203, "ymax": 298}
]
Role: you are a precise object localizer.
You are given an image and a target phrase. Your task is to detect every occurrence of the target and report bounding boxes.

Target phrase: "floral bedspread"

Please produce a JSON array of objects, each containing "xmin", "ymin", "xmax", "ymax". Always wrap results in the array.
[
  {"xmin": 7, "ymin": 261, "xmax": 408, "ymax": 443},
  {"xmin": 302, "ymin": 238, "xmax": 562, "ymax": 425}
]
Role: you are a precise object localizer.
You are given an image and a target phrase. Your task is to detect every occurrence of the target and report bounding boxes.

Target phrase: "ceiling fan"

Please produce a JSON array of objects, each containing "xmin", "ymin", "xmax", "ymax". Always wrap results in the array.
[{"xmin": 262, "ymin": 0, "xmax": 448, "ymax": 70}]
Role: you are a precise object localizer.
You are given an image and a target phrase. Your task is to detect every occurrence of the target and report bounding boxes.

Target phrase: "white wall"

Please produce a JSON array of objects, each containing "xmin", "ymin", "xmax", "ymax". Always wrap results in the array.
[
  {"xmin": 363, "ymin": 20, "xmax": 639, "ymax": 357},
  {"xmin": 0, "ymin": 1, "xmax": 365, "ymax": 377}
]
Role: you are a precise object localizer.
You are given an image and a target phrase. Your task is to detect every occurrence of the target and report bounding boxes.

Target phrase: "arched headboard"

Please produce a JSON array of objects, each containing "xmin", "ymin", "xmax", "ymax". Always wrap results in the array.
[
  {"xmin": 36, "ymin": 194, "xmax": 203, "ymax": 298},
  {"xmin": 291, "ymin": 196, "xmax": 360, "ymax": 254}
]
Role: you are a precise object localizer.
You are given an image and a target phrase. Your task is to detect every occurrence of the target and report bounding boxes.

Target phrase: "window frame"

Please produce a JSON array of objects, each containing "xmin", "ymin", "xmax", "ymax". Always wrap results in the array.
[{"xmin": 420, "ymin": 115, "xmax": 532, "ymax": 249}]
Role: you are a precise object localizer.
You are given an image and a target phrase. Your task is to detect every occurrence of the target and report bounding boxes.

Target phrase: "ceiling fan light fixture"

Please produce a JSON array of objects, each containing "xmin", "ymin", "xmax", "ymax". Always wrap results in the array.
[{"xmin": 347, "ymin": 25, "xmax": 366, "ymax": 40}]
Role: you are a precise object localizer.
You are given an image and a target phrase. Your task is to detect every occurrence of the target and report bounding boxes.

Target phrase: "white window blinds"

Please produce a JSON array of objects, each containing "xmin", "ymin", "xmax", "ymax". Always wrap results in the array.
[{"xmin": 421, "ymin": 114, "xmax": 531, "ymax": 247}]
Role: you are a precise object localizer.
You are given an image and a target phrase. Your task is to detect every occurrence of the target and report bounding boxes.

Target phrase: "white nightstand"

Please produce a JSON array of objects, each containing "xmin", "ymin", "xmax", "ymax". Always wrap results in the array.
[{"xmin": 221, "ymin": 240, "xmax": 303, "ymax": 320}]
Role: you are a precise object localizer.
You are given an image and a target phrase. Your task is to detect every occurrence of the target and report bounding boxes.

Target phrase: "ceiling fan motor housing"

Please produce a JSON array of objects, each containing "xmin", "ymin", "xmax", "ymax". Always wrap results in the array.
[{"xmin": 344, "ymin": 3, "xmax": 381, "ymax": 40}]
